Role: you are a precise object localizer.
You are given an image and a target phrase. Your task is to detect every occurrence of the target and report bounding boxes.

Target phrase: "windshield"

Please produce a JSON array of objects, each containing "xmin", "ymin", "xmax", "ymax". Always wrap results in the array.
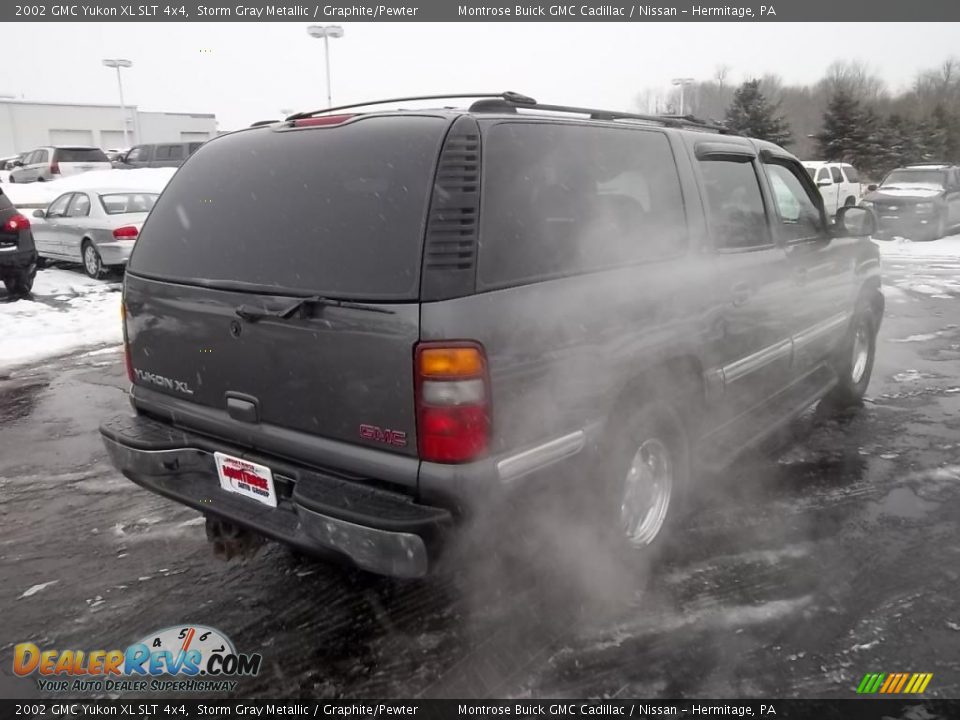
[
  {"xmin": 99, "ymin": 193, "xmax": 159, "ymax": 215},
  {"xmin": 128, "ymin": 116, "xmax": 446, "ymax": 299},
  {"xmin": 881, "ymin": 169, "xmax": 946, "ymax": 188}
]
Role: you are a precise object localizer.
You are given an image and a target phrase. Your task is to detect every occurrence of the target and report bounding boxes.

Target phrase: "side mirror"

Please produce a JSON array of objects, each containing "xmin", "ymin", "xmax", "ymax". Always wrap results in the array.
[
  {"xmin": 11, "ymin": 160, "xmax": 23, "ymax": 167},
  {"xmin": 817, "ymin": 179, "xmax": 832, "ymax": 187},
  {"xmin": 32, "ymin": 209, "xmax": 45, "ymax": 218},
  {"xmin": 834, "ymin": 206, "xmax": 875, "ymax": 238},
  {"xmin": 867, "ymin": 184, "xmax": 878, "ymax": 191}
]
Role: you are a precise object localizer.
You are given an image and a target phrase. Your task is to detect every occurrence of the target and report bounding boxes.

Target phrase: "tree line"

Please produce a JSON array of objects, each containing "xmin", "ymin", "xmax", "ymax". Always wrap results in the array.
[{"xmin": 642, "ymin": 59, "xmax": 960, "ymax": 180}]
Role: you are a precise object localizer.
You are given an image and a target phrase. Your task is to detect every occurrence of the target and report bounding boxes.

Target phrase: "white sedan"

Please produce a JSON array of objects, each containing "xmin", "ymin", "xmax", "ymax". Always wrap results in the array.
[{"xmin": 31, "ymin": 189, "xmax": 158, "ymax": 278}]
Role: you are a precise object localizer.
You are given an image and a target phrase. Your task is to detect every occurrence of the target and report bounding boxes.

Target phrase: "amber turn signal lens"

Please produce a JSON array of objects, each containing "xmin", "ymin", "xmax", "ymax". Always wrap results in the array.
[{"xmin": 418, "ymin": 347, "xmax": 484, "ymax": 377}]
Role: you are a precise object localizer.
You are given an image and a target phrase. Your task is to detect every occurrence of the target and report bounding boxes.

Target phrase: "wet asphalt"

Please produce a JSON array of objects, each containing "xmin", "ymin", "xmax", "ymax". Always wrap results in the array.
[{"xmin": 1, "ymin": 251, "xmax": 959, "ymax": 701}]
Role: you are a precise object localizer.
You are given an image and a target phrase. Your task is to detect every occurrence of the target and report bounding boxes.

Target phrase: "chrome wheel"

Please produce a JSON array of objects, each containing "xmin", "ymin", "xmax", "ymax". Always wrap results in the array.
[
  {"xmin": 850, "ymin": 320, "xmax": 870, "ymax": 385},
  {"xmin": 83, "ymin": 244, "xmax": 101, "ymax": 278},
  {"xmin": 620, "ymin": 438, "xmax": 673, "ymax": 546}
]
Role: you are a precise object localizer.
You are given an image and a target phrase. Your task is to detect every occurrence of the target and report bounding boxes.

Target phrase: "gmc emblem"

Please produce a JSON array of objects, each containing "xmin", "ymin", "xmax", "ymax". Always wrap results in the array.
[{"xmin": 359, "ymin": 423, "xmax": 408, "ymax": 447}]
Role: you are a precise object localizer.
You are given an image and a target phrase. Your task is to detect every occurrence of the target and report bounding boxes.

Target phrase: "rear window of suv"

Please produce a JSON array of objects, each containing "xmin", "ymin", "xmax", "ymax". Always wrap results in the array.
[
  {"xmin": 54, "ymin": 148, "xmax": 109, "ymax": 163},
  {"xmin": 128, "ymin": 116, "xmax": 447, "ymax": 299}
]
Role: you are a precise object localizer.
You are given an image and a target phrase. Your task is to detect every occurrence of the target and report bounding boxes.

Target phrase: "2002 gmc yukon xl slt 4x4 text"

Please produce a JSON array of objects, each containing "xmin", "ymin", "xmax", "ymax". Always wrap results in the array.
[{"xmin": 100, "ymin": 92, "xmax": 884, "ymax": 579}]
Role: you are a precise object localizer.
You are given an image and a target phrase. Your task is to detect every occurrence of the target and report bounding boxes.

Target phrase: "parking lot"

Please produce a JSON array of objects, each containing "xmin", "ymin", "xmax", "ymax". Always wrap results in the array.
[{"xmin": 1, "ymin": 237, "xmax": 959, "ymax": 699}]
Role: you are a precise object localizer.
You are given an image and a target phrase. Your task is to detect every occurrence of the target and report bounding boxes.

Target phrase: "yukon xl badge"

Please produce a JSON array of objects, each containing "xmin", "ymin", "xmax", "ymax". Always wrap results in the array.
[
  {"xmin": 133, "ymin": 368, "xmax": 195, "ymax": 396},
  {"xmin": 359, "ymin": 423, "xmax": 408, "ymax": 447}
]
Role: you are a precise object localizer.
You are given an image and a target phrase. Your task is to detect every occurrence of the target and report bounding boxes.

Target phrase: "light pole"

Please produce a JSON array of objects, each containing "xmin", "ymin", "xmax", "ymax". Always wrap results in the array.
[
  {"xmin": 102, "ymin": 58, "xmax": 133, "ymax": 147},
  {"xmin": 306, "ymin": 25, "xmax": 344, "ymax": 108},
  {"xmin": 671, "ymin": 77, "xmax": 695, "ymax": 116}
]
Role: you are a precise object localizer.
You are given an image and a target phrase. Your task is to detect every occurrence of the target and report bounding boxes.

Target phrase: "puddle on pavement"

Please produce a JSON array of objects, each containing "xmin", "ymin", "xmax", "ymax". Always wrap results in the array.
[
  {"xmin": 0, "ymin": 381, "xmax": 49, "ymax": 423},
  {"xmin": 865, "ymin": 486, "xmax": 940, "ymax": 522}
]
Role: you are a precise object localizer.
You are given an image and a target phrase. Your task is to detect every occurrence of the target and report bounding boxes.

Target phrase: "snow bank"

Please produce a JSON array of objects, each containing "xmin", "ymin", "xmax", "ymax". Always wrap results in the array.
[
  {"xmin": 1, "ymin": 168, "xmax": 175, "ymax": 208},
  {"xmin": 0, "ymin": 269, "xmax": 122, "ymax": 372},
  {"xmin": 873, "ymin": 232, "xmax": 960, "ymax": 260}
]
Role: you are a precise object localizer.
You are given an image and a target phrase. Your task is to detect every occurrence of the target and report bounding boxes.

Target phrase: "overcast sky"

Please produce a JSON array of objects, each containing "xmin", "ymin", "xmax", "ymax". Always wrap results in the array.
[{"xmin": 4, "ymin": 22, "xmax": 958, "ymax": 130}]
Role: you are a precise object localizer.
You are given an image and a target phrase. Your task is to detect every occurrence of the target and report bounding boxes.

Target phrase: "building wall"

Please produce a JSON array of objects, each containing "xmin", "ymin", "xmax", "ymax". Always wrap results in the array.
[{"xmin": 0, "ymin": 101, "xmax": 217, "ymax": 156}]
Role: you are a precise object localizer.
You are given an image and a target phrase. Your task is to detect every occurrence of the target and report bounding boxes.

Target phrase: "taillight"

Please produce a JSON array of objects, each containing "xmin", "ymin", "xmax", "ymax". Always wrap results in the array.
[
  {"xmin": 112, "ymin": 225, "xmax": 139, "ymax": 239},
  {"xmin": 49, "ymin": 161, "xmax": 60, "ymax": 175},
  {"xmin": 120, "ymin": 302, "xmax": 133, "ymax": 382},
  {"xmin": 3, "ymin": 213, "xmax": 30, "ymax": 232},
  {"xmin": 292, "ymin": 114, "xmax": 355, "ymax": 127},
  {"xmin": 415, "ymin": 342, "xmax": 490, "ymax": 463}
]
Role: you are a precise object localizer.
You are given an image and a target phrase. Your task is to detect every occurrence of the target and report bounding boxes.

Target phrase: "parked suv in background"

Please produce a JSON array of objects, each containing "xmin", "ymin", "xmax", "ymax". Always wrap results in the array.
[
  {"xmin": 8, "ymin": 146, "xmax": 111, "ymax": 183},
  {"xmin": 113, "ymin": 142, "xmax": 205, "ymax": 169},
  {"xmin": 100, "ymin": 93, "xmax": 883, "ymax": 579},
  {"xmin": 0, "ymin": 186, "xmax": 38, "ymax": 295},
  {"xmin": 862, "ymin": 163, "xmax": 960, "ymax": 241},
  {"xmin": 802, "ymin": 161, "xmax": 863, "ymax": 217}
]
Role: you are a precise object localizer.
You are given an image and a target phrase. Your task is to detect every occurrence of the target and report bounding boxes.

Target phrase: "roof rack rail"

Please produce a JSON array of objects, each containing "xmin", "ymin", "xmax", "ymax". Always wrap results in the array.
[
  {"xmin": 285, "ymin": 92, "xmax": 536, "ymax": 121},
  {"xmin": 284, "ymin": 90, "xmax": 730, "ymax": 134},
  {"xmin": 467, "ymin": 97, "xmax": 730, "ymax": 133}
]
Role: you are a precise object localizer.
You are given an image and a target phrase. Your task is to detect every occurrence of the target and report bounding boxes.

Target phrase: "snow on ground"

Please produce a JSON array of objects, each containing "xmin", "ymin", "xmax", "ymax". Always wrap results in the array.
[
  {"xmin": 0, "ymin": 268, "xmax": 122, "ymax": 373},
  {"xmin": 1, "ymin": 168, "xmax": 175, "ymax": 208},
  {"xmin": 873, "ymin": 232, "xmax": 960, "ymax": 259},
  {"xmin": 0, "ymin": 170, "xmax": 10, "ymax": 183}
]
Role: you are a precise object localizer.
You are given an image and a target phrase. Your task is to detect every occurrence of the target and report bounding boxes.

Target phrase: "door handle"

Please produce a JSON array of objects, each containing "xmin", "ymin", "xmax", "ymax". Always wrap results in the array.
[{"xmin": 730, "ymin": 282, "xmax": 751, "ymax": 307}]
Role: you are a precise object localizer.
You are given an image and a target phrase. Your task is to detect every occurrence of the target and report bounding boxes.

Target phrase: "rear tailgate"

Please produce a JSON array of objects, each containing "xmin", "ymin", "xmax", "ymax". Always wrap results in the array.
[
  {"xmin": 54, "ymin": 147, "xmax": 111, "ymax": 175},
  {"xmin": 124, "ymin": 115, "xmax": 449, "ymax": 467}
]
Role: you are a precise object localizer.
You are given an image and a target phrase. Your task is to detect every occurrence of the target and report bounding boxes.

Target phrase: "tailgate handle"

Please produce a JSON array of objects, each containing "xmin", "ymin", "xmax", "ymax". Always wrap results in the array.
[{"xmin": 226, "ymin": 393, "xmax": 260, "ymax": 424}]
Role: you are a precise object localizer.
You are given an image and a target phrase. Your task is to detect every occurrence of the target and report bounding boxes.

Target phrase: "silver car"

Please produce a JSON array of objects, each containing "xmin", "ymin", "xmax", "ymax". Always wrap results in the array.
[
  {"xmin": 31, "ymin": 189, "xmax": 158, "ymax": 278},
  {"xmin": 9, "ymin": 146, "xmax": 112, "ymax": 183}
]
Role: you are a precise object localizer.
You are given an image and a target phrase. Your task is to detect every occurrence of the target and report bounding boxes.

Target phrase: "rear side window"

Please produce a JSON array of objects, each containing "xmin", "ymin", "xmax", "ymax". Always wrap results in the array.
[
  {"xmin": 842, "ymin": 166, "xmax": 860, "ymax": 183},
  {"xmin": 126, "ymin": 147, "xmax": 149, "ymax": 162},
  {"xmin": 478, "ymin": 123, "xmax": 686, "ymax": 287},
  {"xmin": 156, "ymin": 144, "xmax": 184, "ymax": 161},
  {"xmin": 67, "ymin": 193, "xmax": 91, "ymax": 217},
  {"xmin": 830, "ymin": 166, "xmax": 843, "ymax": 183},
  {"xmin": 55, "ymin": 148, "xmax": 109, "ymax": 163},
  {"xmin": 698, "ymin": 157, "xmax": 771, "ymax": 250},
  {"xmin": 129, "ymin": 116, "xmax": 447, "ymax": 299},
  {"xmin": 100, "ymin": 193, "xmax": 158, "ymax": 215}
]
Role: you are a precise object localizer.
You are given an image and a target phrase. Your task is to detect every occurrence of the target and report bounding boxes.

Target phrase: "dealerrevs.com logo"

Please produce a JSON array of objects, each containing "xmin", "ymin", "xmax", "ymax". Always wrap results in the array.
[{"xmin": 13, "ymin": 625, "xmax": 261, "ymax": 693}]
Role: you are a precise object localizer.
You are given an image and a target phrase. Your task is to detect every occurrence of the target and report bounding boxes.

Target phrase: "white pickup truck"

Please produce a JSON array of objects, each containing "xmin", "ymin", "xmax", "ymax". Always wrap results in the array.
[{"xmin": 802, "ymin": 161, "xmax": 864, "ymax": 218}]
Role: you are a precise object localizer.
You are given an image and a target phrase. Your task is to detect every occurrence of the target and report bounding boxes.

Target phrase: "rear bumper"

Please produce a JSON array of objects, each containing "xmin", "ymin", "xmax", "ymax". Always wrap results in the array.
[
  {"xmin": 0, "ymin": 247, "xmax": 37, "ymax": 270},
  {"xmin": 100, "ymin": 413, "xmax": 451, "ymax": 578},
  {"xmin": 96, "ymin": 241, "xmax": 134, "ymax": 266}
]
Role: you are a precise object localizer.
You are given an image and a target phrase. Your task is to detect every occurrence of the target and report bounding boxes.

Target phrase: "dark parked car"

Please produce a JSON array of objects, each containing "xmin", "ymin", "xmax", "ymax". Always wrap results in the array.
[
  {"xmin": 862, "ymin": 163, "xmax": 960, "ymax": 241},
  {"xmin": 100, "ymin": 93, "xmax": 884, "ymax": 579},
  {"xmin": 0, "ymin": 186, "xmax": 38, "ymax": 295},
  {"xmin": 113, "ymin": 142, "xmax": 205, "ymax": 169}
]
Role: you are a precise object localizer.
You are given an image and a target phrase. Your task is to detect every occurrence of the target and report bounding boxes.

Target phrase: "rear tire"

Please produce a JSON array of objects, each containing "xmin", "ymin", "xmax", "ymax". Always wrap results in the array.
[
  {"xmin": 595, "ymin": 400, "xmax": 690, "ymax": 563},
  {"xmin": 82, "ymin": 241, "xmax": 103, "ymax": 279},
  {"xmin": 825, "ymin": 308, "xmax": 876, "ymax": 409},
  {"xmin": 3, "ymin": 267, "xmax": 36, "ymax": 296}
]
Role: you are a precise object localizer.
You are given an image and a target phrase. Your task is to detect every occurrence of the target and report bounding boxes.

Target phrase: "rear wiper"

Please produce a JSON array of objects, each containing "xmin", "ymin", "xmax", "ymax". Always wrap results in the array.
[{"xmin": 235, "ymin": 295, "xmax": 395, "ymax": 322}]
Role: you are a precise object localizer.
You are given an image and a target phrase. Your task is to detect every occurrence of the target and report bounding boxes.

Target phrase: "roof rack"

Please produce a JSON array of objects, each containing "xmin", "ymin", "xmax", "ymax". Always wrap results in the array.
[
  {"xmin": 284, "ymin": 90, "xmax": 730, "ymax": 134},
  {"xmin": 285, "ymin": 92, "xmax": 537, "ymax": 121}
]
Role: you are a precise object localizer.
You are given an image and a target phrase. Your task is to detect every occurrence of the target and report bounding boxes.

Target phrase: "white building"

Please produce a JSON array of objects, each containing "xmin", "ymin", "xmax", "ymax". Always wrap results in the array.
[{"xmin": 0, "ymin": 100, "xmax": 218, "ymax": 156}]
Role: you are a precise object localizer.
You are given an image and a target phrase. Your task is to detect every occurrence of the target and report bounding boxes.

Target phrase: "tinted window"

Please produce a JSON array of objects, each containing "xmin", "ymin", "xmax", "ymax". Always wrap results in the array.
[
  {"xmin": 55, "ymin": 148, "xmax": 109, "ymax": 163},
  {"xmin": 67, "ymin": 193, "xmax": 91, "ymax": 217},
  {"xmin": 156, "ymin": 144, "xmax": 184, "ymax": 161},
  {"xmin": 765, "ymin": 163, "xmax": 824, "ymax": 242},
  {"xmin": 188, "ymin": 143, "xmax": 203, "ymax": 154},
  {"xmin": 130, "ymin": 116, "xmax": 446, "ymax": 299},
  {"xmin": 100, "ymin": 193, "xmax": 159, "ymax": 215},
  {"xmin": 830, "ymin": 166, "xmax": 843, "ymax": 183},
  {"xmin": 47, "ymin": 194, "xmax": 72, "ymax": 217},
  {"xmin": 816, "ymin": 168, "xmax": 829, "ymax": 183},
  {"xmin": 805, "ymin": 167, "xmax": 816, "ymax": 179},
  {"xmin": 698, "ymin": 158, "xmax": 770, "ymax": 249},
  {"xmin": 479, "ymin": 123, "xmax": 686, "ymax": 286},
  {"xmin": 36, "ymin": 150, "xmax": 49, "ymax": 164},
  {"xmin": 126, "ymin": 147, "xmax": 148, "ymax": 162},
  {"xmin": 842, "ymin": 165, "xmax": 860, "ymax": 183}
]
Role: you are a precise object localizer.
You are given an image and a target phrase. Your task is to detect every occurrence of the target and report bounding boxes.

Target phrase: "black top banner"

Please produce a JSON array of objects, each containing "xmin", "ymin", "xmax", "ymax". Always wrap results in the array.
[
  {"xmin": 6, "ymin": 0, "xmax": 960, "ymax": 22},
  {"xmin": 3, "ymin": 699, "xmax": 960, "ymax": 720}
]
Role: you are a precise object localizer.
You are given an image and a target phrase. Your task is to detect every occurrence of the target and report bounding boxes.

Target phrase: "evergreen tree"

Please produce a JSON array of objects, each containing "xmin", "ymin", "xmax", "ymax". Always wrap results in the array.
[
  {"xmin": 931, "ymin": 104, "xmax": 960, "ymax": 163},
  {"xmin": 815, "ymin": 86, "xmax": 865, "ymax": 163},
  {"xmin": 724, "ymin": 79, "xmax": 793, "ymax": 146}
]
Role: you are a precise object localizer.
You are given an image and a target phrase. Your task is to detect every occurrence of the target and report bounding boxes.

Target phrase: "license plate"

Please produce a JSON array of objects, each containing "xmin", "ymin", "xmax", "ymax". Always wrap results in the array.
[{"xmin": 214, "ymin": 452, "xmax": 277, "ymax": 508}]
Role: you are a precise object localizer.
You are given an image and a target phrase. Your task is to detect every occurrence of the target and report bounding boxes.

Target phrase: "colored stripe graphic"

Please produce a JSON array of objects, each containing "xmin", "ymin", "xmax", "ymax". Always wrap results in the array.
[{"xmin": 857, "ymin": 672, "xmax": 932, "ymax": 694}]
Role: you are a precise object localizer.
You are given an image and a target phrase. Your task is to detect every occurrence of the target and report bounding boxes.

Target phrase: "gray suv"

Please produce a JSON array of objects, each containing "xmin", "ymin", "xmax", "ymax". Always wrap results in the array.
[{"xmin": 100, "ymin": 93, "xmax": 883, "ymax": 579}]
